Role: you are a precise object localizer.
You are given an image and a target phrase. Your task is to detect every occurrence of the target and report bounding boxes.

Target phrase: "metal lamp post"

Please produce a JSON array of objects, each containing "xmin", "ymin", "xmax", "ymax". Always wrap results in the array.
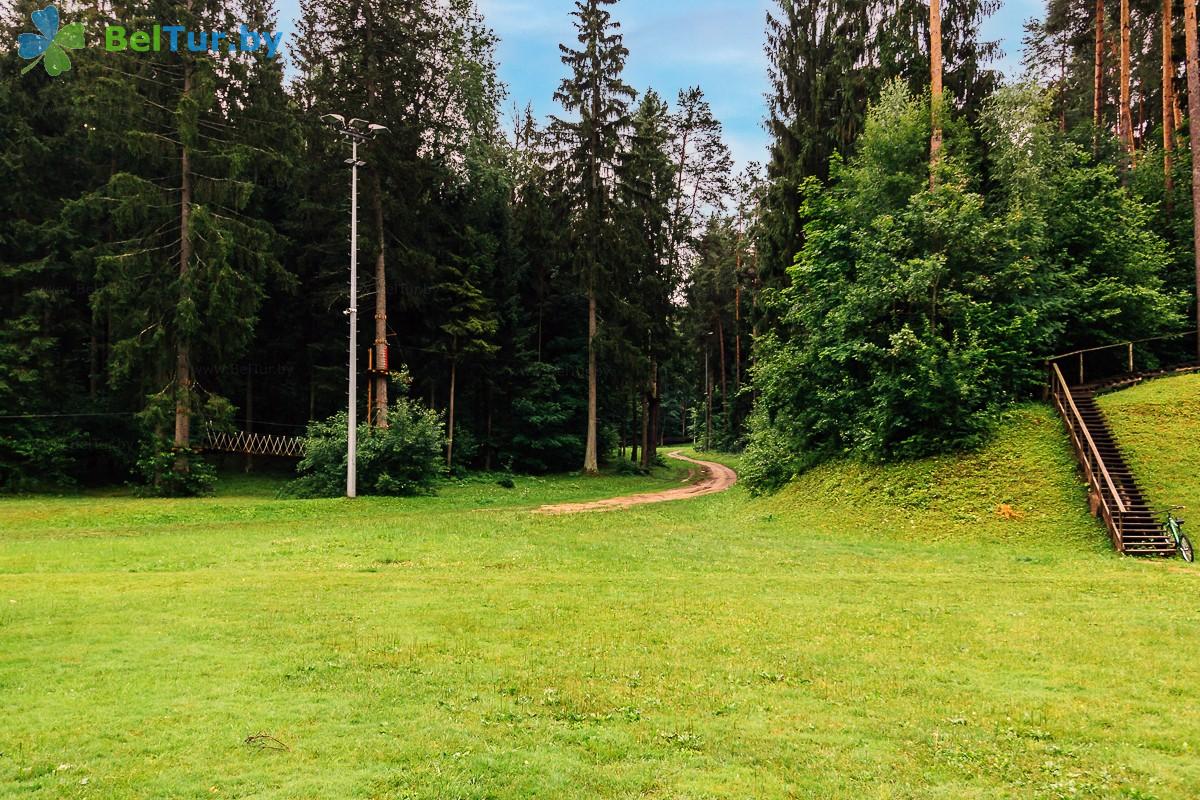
[{"xmin": 320, "ymin": 114, "xmax": 389, "ymax": 499}]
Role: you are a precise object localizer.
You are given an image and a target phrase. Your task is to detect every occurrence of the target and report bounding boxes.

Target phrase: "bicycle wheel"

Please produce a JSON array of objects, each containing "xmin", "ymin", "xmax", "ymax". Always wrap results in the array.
[{"xmin": 1180, "ymin": 534, "xmax": 1195, "ymax": 563}]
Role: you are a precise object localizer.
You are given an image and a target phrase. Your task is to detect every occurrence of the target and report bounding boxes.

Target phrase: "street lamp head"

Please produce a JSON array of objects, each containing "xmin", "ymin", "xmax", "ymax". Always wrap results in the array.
[
  {"xmin": 348, "ymin": 118, "xmax": 369, "ymax": 129},
  {"xmin": 367, "ymin": 123, "xmax": 389, "ymax": 136},
  {"xmin": 320, "ymin": 113, "xmax": 346, "ymax": 127}
]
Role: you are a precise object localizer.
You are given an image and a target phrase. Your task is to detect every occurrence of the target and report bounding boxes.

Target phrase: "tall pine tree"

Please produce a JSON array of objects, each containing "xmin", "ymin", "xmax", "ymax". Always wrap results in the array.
[{"xmin": 551, "ymin": 0, "xmax": 636, "ymax": 474}]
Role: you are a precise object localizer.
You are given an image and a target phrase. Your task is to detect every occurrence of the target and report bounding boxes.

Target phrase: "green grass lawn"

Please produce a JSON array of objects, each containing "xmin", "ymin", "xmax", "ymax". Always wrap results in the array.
[
  {"xmin": 1100, "ymin": 371, "xmax": 1200, "ymax": 514},
  {"xmin": 2, "ymin": 407, "xmax": 1199, "ymax": 799}
]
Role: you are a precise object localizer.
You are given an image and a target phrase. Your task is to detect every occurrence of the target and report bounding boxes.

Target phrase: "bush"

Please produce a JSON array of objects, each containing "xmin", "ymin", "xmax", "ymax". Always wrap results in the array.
[
  {"xmin": 289, "ymin": 398, "xmax": 445, "ymax": 497},
  {"xmin": 614, "ymin": 458, "xmax": 649, "ymax": 476},
  {"xmin": 741, "ymin": 409, "xmax": 806, "ymax": 496},
  {"xmin": 0, "ymin": 424, "xmax": 74, "ymax": 492},
  {"xmin": 134, "ymin": 444, "xmax": 217, "ymax": 497},
  {"xmin": 0, "ymin": 415, "xmax": 138, "ymax": 493}
]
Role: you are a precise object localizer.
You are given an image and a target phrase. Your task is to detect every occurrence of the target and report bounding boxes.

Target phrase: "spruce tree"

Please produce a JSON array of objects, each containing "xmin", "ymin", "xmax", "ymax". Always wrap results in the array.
[
  {"xmin": 508, "ymin": 112, "xmax": 586, "ymax": 472},
  {"xmin": 74, "ymin": 0, "xmax": 288, "ymax": 488},
  {"xmin": 551, "ymin": 0, "xmax": 636, "ymax": 474},
  {"xmin": 615, "ymin": 91, "xmax": 678, "ymax": 468},
  {"xmin": 668, "ymin": 87, "xmax": 733, "ymax": 269}
]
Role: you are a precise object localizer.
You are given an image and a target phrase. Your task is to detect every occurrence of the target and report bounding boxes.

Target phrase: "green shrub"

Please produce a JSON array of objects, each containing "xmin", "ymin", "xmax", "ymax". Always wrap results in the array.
[
  {"xmin": 130, "ymin": 393, "xmax": 230, "ymax": 496},
  {"xmin": 0, "ymin": 415, "xmax": 138, "ymax": 493},
  {"xmin": 0, "ymin": 425, "xmax": 73, "ymax": 492},
  {"xmin": 289, "ymin": 399, "xmax": 445, "ymax": 498},
  {"xmin": 614, "ymin": 458, "xmax": 649, "ymax": 476},
  {"xmin": 134, "ymin": 444, "xmax": 217, "ymax": 497},
  {"xmin": 741, "ymin": 410, "xmax": 806, "ymax": 496}
]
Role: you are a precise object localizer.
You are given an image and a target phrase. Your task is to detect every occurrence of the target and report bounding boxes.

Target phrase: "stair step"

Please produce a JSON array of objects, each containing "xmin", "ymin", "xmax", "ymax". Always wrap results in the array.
[{"xmin": 1052, "ymin": 371, "xmax": 1192, "ymax": 558}]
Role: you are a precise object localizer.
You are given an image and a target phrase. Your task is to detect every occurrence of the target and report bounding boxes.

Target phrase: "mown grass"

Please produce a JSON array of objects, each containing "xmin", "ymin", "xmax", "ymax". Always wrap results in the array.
[
  {"xmin": 1, "ymin": 406, "xmax": 1198, "ymax": 799},
  {"xmin": 1099, "ymin": 371, "xmax": 1200, "ymax": 514}
]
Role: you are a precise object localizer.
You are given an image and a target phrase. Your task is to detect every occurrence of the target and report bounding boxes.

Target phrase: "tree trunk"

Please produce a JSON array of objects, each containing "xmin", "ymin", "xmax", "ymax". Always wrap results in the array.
[
  {"xmin": 174, "ymin": 56, "xmax": 193, "ymax": 472},
  {"xmin": 648, "ymin": 367, "xmax": 660, "ymax": 466},
  {"xmin": 1138, "ymin": 91, "xmax": 1146, "ymax": 149},
  {"xmin": 1187, "ymin": 0, "xmax": 1200, "ymax": 358},
  {"xmin": 583, "ymin": 27, "xmax": 603, "ymax": 477},
  {"xmin": 705, "ymin": 358, "xmax": 713, "ymax": 451},
  {"xmin": 483, "ymin": 387, "xmax": 493, "ymax": 471},
  {"xmin": 929, "ymin": 0, "xmax": 944, "ymax": 184},
  {"xmin": 734, "ymin": 259, "xmax": 742, "ymax": 395},
  {"xmin": 1119, "ymin": 0, "xmax": 1135, "ymax": 161},
  {"xmin": 670, "ymin": 127, "xmax": 691, "ymax": 267},
  {"xmin": 1095, "ymin": 0, "xmax": 1105, "ymax": 150},
  {"xmin": 371, "ymin": 172, "xmax": 389, "ymax": 428},
  {"xmin": 446, "ymin": 340, "xmax": 457, "ymax": 469},
  {"xmin": 1164, "ymin": 0, "xmax": 1176, "ymax": 210},
  {"xmin": 309, "ymin": 370, "xmax": 316, "ymax": 421},
  {"xmin": 244, "ymin": 369, "xmax": 254, "ymax": 473},
  {"xmin": 716, "ymin": 316, "xmax": 728, "ymax": 418},
  {"xmin": 639, "ymin": 389, "xmax": 649, "ymax": 470},
  {"xmin": 629, "ymin": 392, "xmax": 638, "ymax": 466},
  {"xmin": 583, "ymin": 288, "xmax": 599, "ymax": 474},
  {"xmin": 1057, "ymin": 39, "xmax": 1068, "ymax": 131},
  {"xmin": 641, "ymin": 361, "xmax": 659, "ymax": 470},
  {"xmin": 88, "ymin": 326, "xmax": 99, "ymax": 399}
]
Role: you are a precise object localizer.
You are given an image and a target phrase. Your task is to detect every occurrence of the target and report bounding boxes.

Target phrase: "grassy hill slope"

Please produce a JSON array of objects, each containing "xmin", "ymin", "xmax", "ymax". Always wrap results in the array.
[
  {"xmin": 766, "ymin": 404, "xmax": 1107, "ymax": 554},
  {"xmin": 1099, "ymin": 371, "xmax": 1200, "ymax": 514}
]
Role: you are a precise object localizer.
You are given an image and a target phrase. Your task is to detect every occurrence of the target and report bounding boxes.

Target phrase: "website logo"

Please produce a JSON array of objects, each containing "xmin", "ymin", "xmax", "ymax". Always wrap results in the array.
[
  {"xmin": 104, "ymin": 24, "xmax": 283, "ymax": 59},
  {"xmin": 15, "ymin": 5, "xmax": 283, "ymax": 79},
  {"xmin": 18, "ymin": 5, "xmax": 84, "ymax": 77}
]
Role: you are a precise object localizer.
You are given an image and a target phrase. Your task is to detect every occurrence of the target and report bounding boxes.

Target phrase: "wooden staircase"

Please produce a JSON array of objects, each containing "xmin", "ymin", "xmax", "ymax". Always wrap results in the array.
[
  {"xmin": 1046, "ymin": 330, "xmax": 1199, "ymax": 556},
  {"xmin": 1068, "ymin": 385, "xmax": 1175, "ymax": 556}
]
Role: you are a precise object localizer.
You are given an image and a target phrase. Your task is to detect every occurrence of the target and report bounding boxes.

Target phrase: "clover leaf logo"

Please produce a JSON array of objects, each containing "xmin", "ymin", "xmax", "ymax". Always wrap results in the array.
[{"xmin": 18, "ymin": 6, "xmax": 84, "ymax": 77}]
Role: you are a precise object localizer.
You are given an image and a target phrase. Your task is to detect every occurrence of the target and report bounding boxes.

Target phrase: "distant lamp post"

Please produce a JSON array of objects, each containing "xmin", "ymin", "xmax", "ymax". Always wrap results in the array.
[{"xmin": 320, "ymin": 113, "xmax": 389, "ymax": 499}]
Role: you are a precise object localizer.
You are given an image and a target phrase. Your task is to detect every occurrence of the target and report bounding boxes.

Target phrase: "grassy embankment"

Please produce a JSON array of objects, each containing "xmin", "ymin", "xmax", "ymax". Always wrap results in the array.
[{"xmin": 1099, "ymin": 371, "xmax": 1200, "ymax": 513}]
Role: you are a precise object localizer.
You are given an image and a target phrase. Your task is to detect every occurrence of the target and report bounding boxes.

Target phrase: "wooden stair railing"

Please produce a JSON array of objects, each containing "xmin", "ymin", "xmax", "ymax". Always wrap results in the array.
[
  {"xmin": 1045, "ymin": 331, "xmax": 1198, "ymax": 556},
  {"xmin": 1049, "ymin": 362, "xmax": 1132, "ymax": 552}
]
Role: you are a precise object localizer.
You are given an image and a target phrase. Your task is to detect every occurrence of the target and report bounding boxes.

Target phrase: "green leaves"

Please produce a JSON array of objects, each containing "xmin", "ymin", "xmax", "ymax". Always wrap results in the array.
[{"xmin": 749, "ymin": 80, "xmax": 1184, "ymax": 489}]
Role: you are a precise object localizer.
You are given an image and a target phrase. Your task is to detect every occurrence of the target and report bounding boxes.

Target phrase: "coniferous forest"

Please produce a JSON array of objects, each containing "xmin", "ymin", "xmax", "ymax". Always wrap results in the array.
[{"xmin": 1, "ymin": 0, "xmax": 1198, "ymax": 495}]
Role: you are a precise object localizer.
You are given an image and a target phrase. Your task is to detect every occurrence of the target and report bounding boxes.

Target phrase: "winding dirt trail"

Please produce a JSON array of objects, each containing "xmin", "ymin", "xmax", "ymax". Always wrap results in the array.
[{"xmin": 534, "ymin": 451, "xmax": 737, "ymax": 515}]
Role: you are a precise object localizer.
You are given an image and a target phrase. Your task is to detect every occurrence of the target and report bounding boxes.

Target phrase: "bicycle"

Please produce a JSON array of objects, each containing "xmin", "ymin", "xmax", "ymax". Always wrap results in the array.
[{"xmin": 1160, "ymin": 506, "xmax": 1194, "ymax": 563}]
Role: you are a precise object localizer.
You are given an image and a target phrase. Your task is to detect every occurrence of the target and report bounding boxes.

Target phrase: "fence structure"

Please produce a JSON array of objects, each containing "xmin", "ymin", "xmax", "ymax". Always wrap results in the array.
[{"xmin": 202, "ymin": 424, "xmax": 306, "ymax": 458}]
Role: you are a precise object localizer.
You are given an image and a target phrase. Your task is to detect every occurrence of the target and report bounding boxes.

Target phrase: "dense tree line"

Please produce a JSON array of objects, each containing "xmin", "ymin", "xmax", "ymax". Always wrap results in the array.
[
  {"xmin": 4, "ymin": 0, "xmax": 1199, "ymax": 496},
  {"xmin": 746, "ymin": 0, "xmax": 1199, "ymax": 490},
  {"xmin": 0, "ymin": 0, "xmax": 751, "ymax": 492}
]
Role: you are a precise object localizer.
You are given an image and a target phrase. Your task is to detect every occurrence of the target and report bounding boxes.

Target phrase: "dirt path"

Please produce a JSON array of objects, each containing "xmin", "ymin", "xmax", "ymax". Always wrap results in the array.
[{"xmin": 534, "ymin": 451, "xmax": 737, "ymax": 515}]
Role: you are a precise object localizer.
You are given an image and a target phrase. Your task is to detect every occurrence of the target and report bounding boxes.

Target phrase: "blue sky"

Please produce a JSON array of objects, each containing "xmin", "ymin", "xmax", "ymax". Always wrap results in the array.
[{"xmin": 275, "ymin": 0, "xmax": 1043, "ymax": 169}]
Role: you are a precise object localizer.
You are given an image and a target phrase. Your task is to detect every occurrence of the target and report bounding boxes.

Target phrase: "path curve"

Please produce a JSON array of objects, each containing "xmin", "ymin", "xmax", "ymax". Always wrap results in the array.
[{"xmin": 534, "ymin": 451, "xmax": 737, "ymax": 515}]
